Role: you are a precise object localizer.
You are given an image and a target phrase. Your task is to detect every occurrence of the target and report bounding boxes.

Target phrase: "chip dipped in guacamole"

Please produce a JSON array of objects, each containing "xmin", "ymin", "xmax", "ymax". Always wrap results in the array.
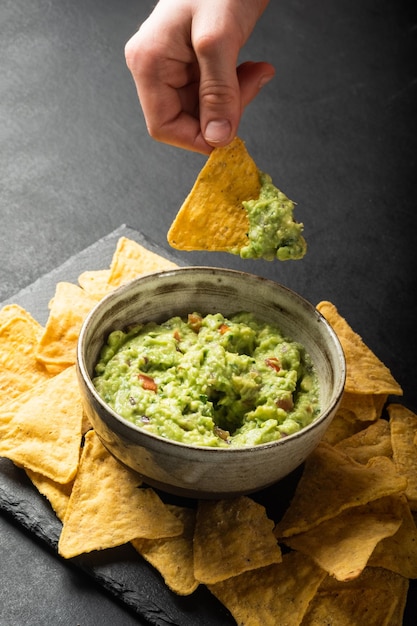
[
  {"xmin": 167, "ymin": 137, "xmax": 306, "ymax": 262},
  {"xmin": 93, "ymin": 311, "xmax": 320, "ymax": 447}
]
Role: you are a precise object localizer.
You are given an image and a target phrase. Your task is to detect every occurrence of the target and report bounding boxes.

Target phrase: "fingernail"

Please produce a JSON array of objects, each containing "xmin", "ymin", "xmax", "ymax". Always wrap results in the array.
[
  {"xmin": 258, "ymin": 74, "xmax": 274, "ymax": 89},
  {"xmin": 204, "ymin": 119, "xmax": 232, "ymax": 144}
]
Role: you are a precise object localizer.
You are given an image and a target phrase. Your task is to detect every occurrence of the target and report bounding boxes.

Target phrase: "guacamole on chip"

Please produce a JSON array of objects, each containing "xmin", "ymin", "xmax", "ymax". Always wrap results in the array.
[
  {"xmin": 93, "ymin": 312, "xmax": 320, "ymax": 447},
  {"xmin": 238, "ymin": 172, "xmax": 306, "ymax": 261}
]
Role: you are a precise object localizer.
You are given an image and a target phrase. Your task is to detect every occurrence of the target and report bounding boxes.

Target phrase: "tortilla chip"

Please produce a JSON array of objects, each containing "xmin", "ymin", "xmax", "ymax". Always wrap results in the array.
[
  {"xmin": 167, "ymin": 137, "xmax": 261, "ymax": 252},
  {"xmin": 335, "ymin": 419, "xmax": 392, "ymax": 464},
  {"xmin": 81, "ymin": 410, "xmax": 92, "ymax": 436},
  {"xmin": 35, "ymin": 282, "xmax": 98, "ymax": 374},
  {"xmin": 388, "ymin": 403, "xmax": 417, "ymax": 510},
  {"xmin": 338, "ymin": 391, "xmax": 388, "ymax": 422},
  {"xmin": 58, "ymin": 430, "xmax": 183, "ymax": 559},
  {"xmin": 132, "ymin": 504, "xmax": 198, "ymax": 596},
  {"xmin": 321, "ymin": 411, "xmax": 370, "ymax": 446},
  {"xmin": 107, "ymin": 237, "xmax": 178, "ymax": 288},
  {"xmin": 274, "ymin": 442, "xmax": 407, "ymax": 538},
  {"xmin": 0, "ymin": 304, "xmax": 38, "ymax": 327},
  {"xmin": 373, "ymin": 393, "xmax": 390, "ymax": 418},
  {"xmin": 314, "ymin": 567, "xmax": 409, "ymax": 626},
  {"xmin": 78, "ymin": 268, "xmax": 112, "ymax": 299},
  {"xmin": 26, "ymin": 469, "xmax": 74, "ymax": 521},
  {"xmin": 317, "ymin": 302, "xmax": 403, "ymax": 396},
  {"xmin": 193, "ymin": 496, "xmax": 282, "ymax": 584},
  {"xmin": 0, "ymin": 307, "xmax": 51, "ymax": 404},
  {"xmin": 283, "ymin": 495, "xmax": 403, "ymax": 581},
  {"xmin": 0, "ymin": 366, "xmax": 83, "ymax": 483},
  {"xmin": 208, "ymin": 551, "xmax": 326, "ymax": 626},
  {"xmin": 368, "ymin": 494, "xmax": 417, "ymax": 578},
  {"xmin": 302, "ymin": 587, "xmax": 397, "ymax": 626}
]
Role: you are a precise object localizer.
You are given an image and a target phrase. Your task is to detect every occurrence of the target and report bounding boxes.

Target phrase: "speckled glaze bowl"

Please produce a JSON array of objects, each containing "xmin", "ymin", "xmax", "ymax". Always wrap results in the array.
[{"xmin": 77, "ymin": 267, "xmax": 346, "ymax": 499}]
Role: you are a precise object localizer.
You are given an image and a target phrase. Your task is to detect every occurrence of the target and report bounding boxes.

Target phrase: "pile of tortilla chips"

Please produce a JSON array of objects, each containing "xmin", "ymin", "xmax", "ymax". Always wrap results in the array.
[{"xmin": 0, "ymin": 236, "xmax": 416, "ymax": 624}]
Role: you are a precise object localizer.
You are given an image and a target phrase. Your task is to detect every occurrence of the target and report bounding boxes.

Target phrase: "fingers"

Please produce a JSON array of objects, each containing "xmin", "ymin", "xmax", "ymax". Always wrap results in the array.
[
  {"xmin": 237, "ymin": 61, "xmax": 275, "ymax": 110},
  {"xmin": 194, "ymin": 38, "xmax": 241, "ymax": 147},
  {"xmin": 125, "ymin": 11, "xmax": 212, "ymax": 153},
  {"xmin": 196, "ymin": 53, "xmax": 275, "ymax": 149},
  {"xmin": 191, "ymin": 9, "xmax": 246, "ymax": 148},
  {"xmin": 191, "ymin": 0, "xmax": 274, "ymax": 148},
  {"xmin": 125, "ymin": 0, "xmax": 273, "ymax": 153}
]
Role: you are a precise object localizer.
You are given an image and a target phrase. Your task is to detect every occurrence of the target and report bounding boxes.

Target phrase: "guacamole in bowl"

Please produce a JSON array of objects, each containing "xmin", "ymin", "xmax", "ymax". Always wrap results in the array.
[
  {"xmin": 93, "ymin": 312, "xmax": 320, "ymax": 448},
  {"xmin": 77, "ymin": 267, "xmax": 345, "ymax": 498}
]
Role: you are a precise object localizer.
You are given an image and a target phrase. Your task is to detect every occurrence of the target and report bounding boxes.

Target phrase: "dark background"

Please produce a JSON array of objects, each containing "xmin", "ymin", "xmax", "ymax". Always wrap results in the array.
[{"xmin": 1, "ymin": 0, "xmax": 416, "ymax": 623}]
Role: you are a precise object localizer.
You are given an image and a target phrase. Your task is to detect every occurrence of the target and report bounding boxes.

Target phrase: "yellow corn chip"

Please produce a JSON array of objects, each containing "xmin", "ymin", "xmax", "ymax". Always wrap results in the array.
[
  {"xmin": 335, "ymin": 419, "xmax": 392, "ymax": 464},
  {"xmin": 58, "ymin": 430, "xmax": 183, "ymax": 559},
  {"xmin": 338, "ymin": 390, "xmax": 388, "ymax": 422},
  {"xmin": 302, "ymin": 587, "xmax": 397, "ymax": 626},
  {"xmin": 317, "ymin": 301, "xmax": 403, "ymax": 395},
  {"xmin": 0, "ymin": 304, "xmax": 37, "ymax": 327},
  {"xmin": 107, "ymin": 237, "xmax": 178, "ymax": 288},
  {"xmin": 35, "ymin": 282, "xmax": 98, "ymax": 374},
  {"xmin": 0, "ymin": 366, "xmax": 82, "ymax": 483},
  {"xmin": 283, "ymin": 495, "xmax": 403, "ymax": 581},
  {"xmin": 26, "ymin": 469, "xmax": 74, "ymax": 521},
  {"xmin": 274, "ymin": 442, "xmax": 407, "ymax": 538},
  {"xmin": 78, "ymin": 268, "xmax": 112, "ymax": 299},
  {"xmin": 373, "ymin": 392, "xmax": 390, "ymax": 418},
  {"xmin": 388, "ymin": 403, "xmax": 417, "ymax": 510},
  {"xmin": 321, "ymin": 411, "xmax": 370, "ymax": 446},
  {"xmin": 369, "ymin": 494, "xmax": 417, "ymax": 578},
  {"xmin": 0, "ymin": 307, "xmax": 51, "ymax": 404},
  {"xmin": 167, "ymin": 137, "xmax": 261, "ymax": 252},
  {"xmin": 314, "ymin": 567, "xmax": 409, "ymax": 626},
  {"xmin": 81, "ymin": 410, "xmax": 92, "ymax": 436},
  {"xmin": 208, "ymin": 551, "xmax": 326, "ymax": 626},
  {"xmin": 193, "ymin": 496, "xmax": 282, "ymax": 584},
  {"xmin": 132, "ymin": 504, "xmax": 198, "ymax": 596}
]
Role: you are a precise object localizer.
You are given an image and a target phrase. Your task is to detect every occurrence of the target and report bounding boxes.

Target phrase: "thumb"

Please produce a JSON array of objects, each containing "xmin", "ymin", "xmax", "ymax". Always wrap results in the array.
[{"xmin": 195, "ymin": 42, "xmax": 241, "ymax": 147}]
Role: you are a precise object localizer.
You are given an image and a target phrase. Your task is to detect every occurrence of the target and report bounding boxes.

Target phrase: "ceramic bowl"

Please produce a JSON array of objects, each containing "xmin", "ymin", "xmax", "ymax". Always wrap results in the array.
[{"xmin": 77, "ymin": 267, "xmax": 345, "ymax": 498}]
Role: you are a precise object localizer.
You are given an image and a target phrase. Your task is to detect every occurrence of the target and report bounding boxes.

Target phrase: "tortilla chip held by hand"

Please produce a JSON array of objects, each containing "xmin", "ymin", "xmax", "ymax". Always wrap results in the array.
[{"xmin": 167, "ymin": 137, "xmax": 260, "ymax": 252}]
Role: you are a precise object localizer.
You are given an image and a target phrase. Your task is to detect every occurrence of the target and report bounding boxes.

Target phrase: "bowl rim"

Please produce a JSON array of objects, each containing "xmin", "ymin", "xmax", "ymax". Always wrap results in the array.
[{"xmin": 77, "ymin": 266, "xmax": 346, "ymax": 454}]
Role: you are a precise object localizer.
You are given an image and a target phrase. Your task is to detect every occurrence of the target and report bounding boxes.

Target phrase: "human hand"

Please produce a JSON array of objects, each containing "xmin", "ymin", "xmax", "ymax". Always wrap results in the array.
[{"xmin": 125, "ymin": 0, "xmax": 274, "ymax": 154}]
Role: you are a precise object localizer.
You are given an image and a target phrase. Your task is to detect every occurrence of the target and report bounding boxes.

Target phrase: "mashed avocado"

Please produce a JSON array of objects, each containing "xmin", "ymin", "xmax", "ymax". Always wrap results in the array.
[
  {"xmin": 93, "ymin": 312, "xmax": 320, "ymax": 448},
  {"xmin": 238, "ymin": 172, "xmax": 307, "ymax": 261}
]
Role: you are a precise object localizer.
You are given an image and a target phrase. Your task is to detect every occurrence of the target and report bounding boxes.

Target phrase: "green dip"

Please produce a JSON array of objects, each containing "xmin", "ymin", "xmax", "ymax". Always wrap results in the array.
[
  {"xmin": 93, "ymin": 312, "xmax": 320, "ymax": 448},
  {"xmin": 237, "ymin": 172, "xmax": 306, "ymax": 261}
]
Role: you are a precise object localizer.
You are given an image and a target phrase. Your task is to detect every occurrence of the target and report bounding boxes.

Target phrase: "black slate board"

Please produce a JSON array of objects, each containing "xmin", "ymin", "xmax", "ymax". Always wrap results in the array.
[{"xmin": 1, "ymin": 225, "xmax": 416, "ymax": 625}]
